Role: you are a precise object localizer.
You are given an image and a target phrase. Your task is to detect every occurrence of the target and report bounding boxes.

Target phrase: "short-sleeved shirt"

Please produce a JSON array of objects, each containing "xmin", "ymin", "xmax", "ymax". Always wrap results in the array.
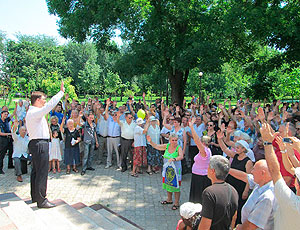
[
  {"xmin": 83, "ymin": 121, "xmax": 96, "ymax": 144},
  {"xmin": 0, "ymin": 117, "xmax": 11, "ymax": 134},
  {"xmin": 242, "ymin": 175, "xmax": 276, "ymax": 230},
  {"xmin": 134, "ymin": 125, "xmax": 146, "ymax": 147},
  {"xmin": 274, "ymin": 178, "xmax": 300, "ymax": 230},
  {"xmin": 201, "ymin": 182, "xmax": 238, "ymax": 230},
  {"xmin": 190, "ymin": 124, "xmax": 205, "ymax": 146}
]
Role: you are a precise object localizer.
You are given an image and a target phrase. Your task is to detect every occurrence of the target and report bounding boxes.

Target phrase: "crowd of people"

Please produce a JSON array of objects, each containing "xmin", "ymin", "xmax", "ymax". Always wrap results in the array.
[{"xmin": 1, "ymin": 89, "xmax": 300, "ymax": 228}]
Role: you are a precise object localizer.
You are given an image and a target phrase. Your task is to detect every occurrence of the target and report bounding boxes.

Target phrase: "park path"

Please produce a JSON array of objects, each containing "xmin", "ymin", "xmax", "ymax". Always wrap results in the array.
[{"xmin": 0, "ymin": 156, "xmax": 191, "ymax": 230}]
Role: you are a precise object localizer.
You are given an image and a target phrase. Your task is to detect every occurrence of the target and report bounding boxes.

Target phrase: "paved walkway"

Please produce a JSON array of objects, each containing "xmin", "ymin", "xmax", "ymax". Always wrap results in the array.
[{"xmin": 0, "ymin": 156, "xmax": 192, "ymax": 230}]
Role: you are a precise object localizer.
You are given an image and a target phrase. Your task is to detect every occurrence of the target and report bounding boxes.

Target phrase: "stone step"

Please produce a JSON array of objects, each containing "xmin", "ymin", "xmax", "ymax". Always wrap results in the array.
[
  {"xmin": 96, "ymin": 208, "xmax": 141, "ymax": 230},
  {"xmin": 0, "ymin": 208, "xmax": 17, "ymax": 230},
  {"xmin": 0, "ymin": 194, "xmax": 45, "ymax": 230},
  {"xmin": 34, "ymin": 204, "xmax": 81, "ymax": 230},
  {"xmin": 46, "ymin": 203, "xmax": 102, "ymax": 230},
  {"xmin": 78, "ymin": 206, "xmax": 125, "ymax": 230}
]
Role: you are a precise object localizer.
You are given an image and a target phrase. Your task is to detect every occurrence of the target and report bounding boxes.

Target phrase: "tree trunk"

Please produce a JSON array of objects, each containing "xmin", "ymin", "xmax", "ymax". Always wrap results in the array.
[{"xmin": 168, "ymin": 69, "xmax": 189, "ymax": 107}]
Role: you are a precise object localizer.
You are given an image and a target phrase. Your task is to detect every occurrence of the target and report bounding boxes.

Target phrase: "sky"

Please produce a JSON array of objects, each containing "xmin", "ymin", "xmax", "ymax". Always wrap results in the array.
[{"xmin": 0, "ymin": 0, "xmax": 121, "ymax": 45}]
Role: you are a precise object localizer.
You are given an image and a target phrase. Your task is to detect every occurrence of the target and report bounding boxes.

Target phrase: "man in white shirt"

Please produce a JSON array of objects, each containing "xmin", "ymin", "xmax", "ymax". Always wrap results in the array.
[
  {"xmin": 96, "ymin": 106, "xmax": 108, "ymax": 165},
  {"xmin": 260, "ymin": 123, "xmax": 300, "ymax": 230},
  {"xmin": 25, "ymin": 81, "xmax": 64, "ymax": 208},
  {"xmin": 117, "ymin": 111, "xmax": 136, "ymax": 172}
]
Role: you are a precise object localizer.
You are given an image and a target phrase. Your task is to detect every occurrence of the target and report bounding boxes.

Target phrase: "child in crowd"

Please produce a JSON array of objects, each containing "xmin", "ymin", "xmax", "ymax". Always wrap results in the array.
[{"xmin": 49, "ymin": 130, "xmax": 62, "ymax": 173}]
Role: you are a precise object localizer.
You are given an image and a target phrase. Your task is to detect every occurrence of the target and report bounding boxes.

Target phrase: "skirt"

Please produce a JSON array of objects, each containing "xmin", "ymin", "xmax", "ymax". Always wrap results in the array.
[
  {"xmin": 147, "ymin": 144, "xmax": 163, "ymax": 167},
  {"xmin": 189, "ymin": 173, "xmax": 211, "ymax": 204},
  {"xmin": 133, "ymin": 146, "xmax": 147, "ymax": 167},
  {"xmin": 64, "ymin": 146, "xmax": 80, "ymax": 166}
]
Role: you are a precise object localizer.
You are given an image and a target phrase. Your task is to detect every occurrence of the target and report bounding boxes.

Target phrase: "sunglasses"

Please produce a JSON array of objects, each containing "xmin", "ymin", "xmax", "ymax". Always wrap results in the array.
[
  {"xmin": 208, "ymin": 124, "xmax": 214, "ymax": 127},
  {"xmin": 127, "ymin": 117, "xmax": 133, "ymax": 119}
]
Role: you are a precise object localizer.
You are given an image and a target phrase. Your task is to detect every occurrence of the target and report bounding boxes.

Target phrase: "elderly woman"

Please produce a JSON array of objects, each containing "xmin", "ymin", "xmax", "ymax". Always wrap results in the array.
[
  {"xmin": 11, "ymin": 120, "xmax": 29, "ymax": 182},
  {"xmin": 147, "ymin": 133, "xmax": 184, "ymax": 210},
  {"xmin": 146, "ymin": 116, "xmax": 163, "ymax": 174},
  {"xmin": 188, "ymin": 118, "xmax": 212, "ymax": 204},
  {"xmin": 60, "ymin": 118, "xmax": 81, "ymax": 174},
  {"xmin": 131, "ymin": 118, "xmax": 149, "ymax": 177},
  {"xmin": 217, "ymin": 131, "xmax": 253, "ymax": 224}
]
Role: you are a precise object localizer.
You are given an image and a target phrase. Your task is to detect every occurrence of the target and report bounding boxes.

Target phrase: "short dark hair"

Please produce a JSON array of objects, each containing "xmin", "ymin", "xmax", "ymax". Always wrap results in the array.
[{"xmin": 31, "ymin": 91, "xmax": 46, "ymax": 105}]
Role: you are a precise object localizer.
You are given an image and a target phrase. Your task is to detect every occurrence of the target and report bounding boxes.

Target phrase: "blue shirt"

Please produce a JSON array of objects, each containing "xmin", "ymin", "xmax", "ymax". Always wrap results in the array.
[
  {"xmin": 0, "ymin": 117, "xmax": 11, "ymax": 133},
  {"xmin": 107, "ymin": 116, "xmax": 121, "ymax": 137},
  {"xmin": 242, "ymin": 174, "xmax": 277, "ymax": 230},
  {"xmin": 50, "ymin": 111, "xmax": 64, "ymax": 124}
]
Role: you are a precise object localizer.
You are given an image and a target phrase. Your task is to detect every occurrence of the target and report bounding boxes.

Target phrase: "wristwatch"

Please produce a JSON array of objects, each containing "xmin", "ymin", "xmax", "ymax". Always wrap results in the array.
[{"xmin": 263, "ymin": 141, "xmax": 273, "ymax": 146}]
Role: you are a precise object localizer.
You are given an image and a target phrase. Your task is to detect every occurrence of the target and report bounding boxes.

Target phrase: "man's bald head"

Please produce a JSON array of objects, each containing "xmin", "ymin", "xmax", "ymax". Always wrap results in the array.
[{"xmin": 252, "ymin": 160, "xmax": 272, "ymax": 186}]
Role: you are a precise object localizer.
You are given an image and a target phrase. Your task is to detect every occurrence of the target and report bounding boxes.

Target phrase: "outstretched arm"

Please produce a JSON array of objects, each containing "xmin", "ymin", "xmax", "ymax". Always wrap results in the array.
[{"xmin": 260, "ymin": 123, "xmax": 282, "ymax": 183}]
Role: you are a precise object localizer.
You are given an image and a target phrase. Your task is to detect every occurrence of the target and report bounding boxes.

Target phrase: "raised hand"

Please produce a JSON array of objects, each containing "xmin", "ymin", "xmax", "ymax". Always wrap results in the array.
[
  {"xmin": 143, "ymin": 92, "xmax": 146, "ymax": 98},
  {"xmin": 188, "ymin": 117, "xmax": 196, "ymax": 127},
  {"xmin": 216, "ymin": 130, "xmax": 224, "ymax": 139},
  {"xmin": 257, "ymin": 107, "xmax": 265, "ymax": 122},
  {"xmin": 146, "ymin": 135, "xmax": 152, "ymax": 143},
  {"xmin": 220, "ymin": 123, "xmax": 226, "ymax": 133},
  {"xmin": 267, "ymin": 111, "xmax": 274, "ymax": 121},
  {"xmin": 106, "ymin": 98, "xmax": 110, "ymax": 105},
  {"xmin": 260, "ymin": 123, "xmax": 275, "ymax": 143},
  {"xmin": 61, "ymin": 80, "xmax": 65, "ymax": 92},
  {"xmin": 275, "ymin": 136, "xmax": 286, "ymax": 151}
]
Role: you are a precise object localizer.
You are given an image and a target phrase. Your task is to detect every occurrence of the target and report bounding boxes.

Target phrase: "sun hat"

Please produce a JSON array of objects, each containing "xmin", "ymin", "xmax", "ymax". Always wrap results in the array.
[
  {"xmin": 180, "ymin": 202, "xmax": 202, "ymax": 219},
  {"xmin": 150, "ymin": 116, "xmax": 157, "ymax": 121},
  {"xmin": 136, "ymin": 118, "xmax": 144, "ymax": 125}
]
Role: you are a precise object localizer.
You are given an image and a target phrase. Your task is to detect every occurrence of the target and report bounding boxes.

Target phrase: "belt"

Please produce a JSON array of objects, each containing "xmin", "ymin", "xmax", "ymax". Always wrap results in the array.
[
  {"xmin": 30, "ymin": 139, "xmax": 50, "ymax": 142},
  {"xmin": 107, "ymin": 136, "xmax": 120, "ymax": 138},
  {"xmin": 121, "ymin": 137, "xmax": 133, "ymax": 141},
  {"xmin": 97, "ymin": 134, "xmax": 107, "ymax": 138}
]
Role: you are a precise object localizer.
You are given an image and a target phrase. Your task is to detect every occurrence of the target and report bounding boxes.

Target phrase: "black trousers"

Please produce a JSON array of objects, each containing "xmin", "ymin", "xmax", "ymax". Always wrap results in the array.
[
  {"xmin": 189, "ymin": 145, "xmax": 199, "ymax": 168},
  {"xmin": 28, "ymin": 139, "xmax": 49, "ymax": 206},
  {"xmin": 0, "ymin": 137, "xmax": 13, "ymax": 171},
  {"xmin": 120, "ymin": 137, "xmax": 134, "ymax": 170}
]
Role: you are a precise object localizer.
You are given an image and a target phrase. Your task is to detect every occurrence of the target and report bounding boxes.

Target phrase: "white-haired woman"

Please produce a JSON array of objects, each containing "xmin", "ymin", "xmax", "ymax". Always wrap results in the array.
[
  {"xmin": 217, "ymin": 131, "xmax": 253, "ymax": 225},
  {"xmin": 60, "ymin": 117, "xmax": 81, "ymax": 174},
  {"xmin": 188, "ymin": 118, "xmax": 212, "ymax": 204},
  {"xmin": 147, "ymin": 133, "xmax": 184, "ymax": 210}
]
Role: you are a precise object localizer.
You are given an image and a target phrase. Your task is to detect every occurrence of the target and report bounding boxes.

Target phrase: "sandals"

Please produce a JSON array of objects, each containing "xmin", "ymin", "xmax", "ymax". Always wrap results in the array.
[
  {"xmin": 66, "ymin": 169, "xmax": 71, "ymax": 174},
  {"xmin": 72, "ymin": 168, "xmax": 79, "ymax": 173},
  {"xmin": 172, "ymin": 204, "xmax": 180, "ymax": 210},
  {"xmin": 161, "ymin": 200, "xmax": 173, "ymax": 205},
  {"xmin": 146, "ymin": 171, "xmax": 153, "ymax": 175},
  {"xmin": 130, "ymin": 173, "xmax": 138, "ymax": 177},
  {"xmin": 52, "ymin": 168, "xmax": 56, "ymax": 174},
  {"xmin": 57, "ymin": 168, "xmax": 61, "ymax": 173}
]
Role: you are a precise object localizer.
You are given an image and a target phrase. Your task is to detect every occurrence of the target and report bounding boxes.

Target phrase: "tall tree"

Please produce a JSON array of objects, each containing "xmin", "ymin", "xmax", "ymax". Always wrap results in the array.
[{"xmin": 46, "ymin": 0, "xmax": 255, "ymax": 105}]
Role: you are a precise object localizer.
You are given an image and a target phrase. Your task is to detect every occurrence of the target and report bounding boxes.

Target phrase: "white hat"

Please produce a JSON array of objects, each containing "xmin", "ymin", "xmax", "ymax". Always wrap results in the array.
[
  {"xmin": 236, "ymin": 140, "xmax": 255, "ymax": 162},
  {"xmin": 136, "ymin": 118, "xmax": 144, "ymax": 125},
  {"xmin": 180, "ymin": 202, "xmax": 202, "ymax": 219}
]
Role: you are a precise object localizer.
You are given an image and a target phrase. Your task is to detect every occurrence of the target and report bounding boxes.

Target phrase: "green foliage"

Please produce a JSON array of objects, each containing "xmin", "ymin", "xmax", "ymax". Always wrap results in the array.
[{"xmin": 41, "ymin": 72, "xmax": 77, "ymax": 99}]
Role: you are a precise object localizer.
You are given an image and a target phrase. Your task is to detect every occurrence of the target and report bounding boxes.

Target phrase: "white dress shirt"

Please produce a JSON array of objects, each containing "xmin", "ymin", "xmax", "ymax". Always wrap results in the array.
[
  {"xmin": 26, "ymin": 91, "xmax": 64, "ymax": 140},
  {"xmin": 120, "ymin": 120, "xmax": 136, "ymax": 139}
]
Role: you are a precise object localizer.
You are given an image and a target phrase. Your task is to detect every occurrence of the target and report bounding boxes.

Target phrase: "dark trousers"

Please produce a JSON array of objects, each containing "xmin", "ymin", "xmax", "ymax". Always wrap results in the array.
[
  {"xmin": 28, "ymin": 139, "xmax": 49, "ymax": 206},
  {"xmin": 189, "ymin": 145, "xmax": 199, "ymax": 168},
  {"xmin": 120, "ymin": 138, "xmax": 134, "ymax": 170},
  {"xmin": 0, "ymin": 137, "xmax": 13, "ymax": 171}
]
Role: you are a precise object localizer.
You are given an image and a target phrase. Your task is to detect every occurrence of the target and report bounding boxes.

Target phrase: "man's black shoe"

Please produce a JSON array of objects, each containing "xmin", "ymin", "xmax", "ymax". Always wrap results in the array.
[
  {"xmin": 0, "ymin": 170, "xmax": 5, "ymax": 174},
  {"xmin": 86, "ymin": 167, "xmax": 95, "ymax": 171},
  {"xmin": 81, "ymin": 170, "xmax": 86, "ymax": 175},
  {"xmin": 8, "ymin": 165, "xmax": 14, "ymax": 169},
  {"xmin": 38, "ymin": 201, "xmax": 56, "ymax": 209},
  {"xmin": 121, "ymin": 168, "xmax": 127, "ymax": 172}
]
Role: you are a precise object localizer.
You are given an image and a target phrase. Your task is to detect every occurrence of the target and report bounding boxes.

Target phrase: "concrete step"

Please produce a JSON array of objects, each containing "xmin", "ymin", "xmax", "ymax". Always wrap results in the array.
[
  {"xmin": 0, "ymin": 194, "xmax": 45, "ymax": 230},
  {"xmin": 78, "ymin": 206, "xmax": 125, "ymax": 230},
  {"xmin": 0, "ymin": 208, "xmax": 17, "ymax": 230},
  {"xmin": 34, "ymin": 204, "xmax": 80, "ymax": 230},
  {"xmin": 96, "ymin": 208, "xmax": 141, "ymax": 230},
  {"xmin": 47, "ymin": 203, "xmax": 102, "ymax": 230}
]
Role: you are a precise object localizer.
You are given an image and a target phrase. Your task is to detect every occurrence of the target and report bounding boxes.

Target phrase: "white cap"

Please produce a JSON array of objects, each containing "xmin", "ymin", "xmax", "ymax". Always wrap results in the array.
[
  {"xmin": 150, "ymin": 116, "xmax": 157, "ymax": 121},
  {"xmin": 136, "ymin": 118, "xmax": 144, "ymax": 125},
  {"xmin": 180, "ymin": 202, "xmax": 202, "ymax": 219}
]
